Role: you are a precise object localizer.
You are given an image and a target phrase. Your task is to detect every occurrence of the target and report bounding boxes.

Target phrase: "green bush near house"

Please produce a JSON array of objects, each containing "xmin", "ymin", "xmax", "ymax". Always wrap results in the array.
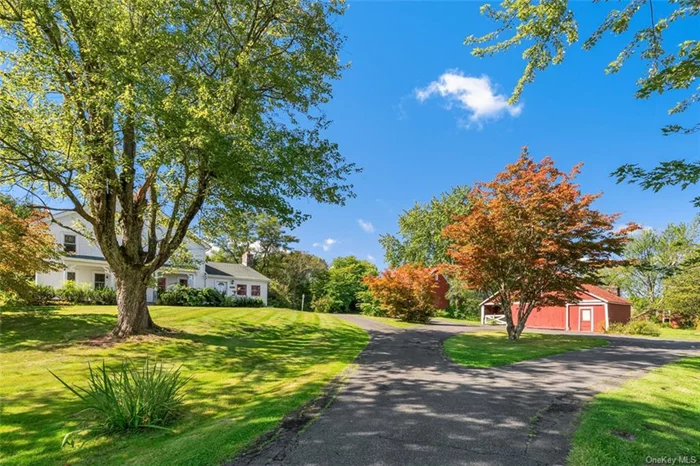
[
  {"xmin": 4, "ymin": 282, "xmax": 118, "ymax": 306},
  {"xmin": 157, "ymin": 285, "xmax": 264, "ymax": 308},
  {"xmin": 607, "ymin": 320, "xmax": 662, "ymax": 337},
  {"xmin": 28, "ymin": 284, "xmax": 56, "ymax": 305}
]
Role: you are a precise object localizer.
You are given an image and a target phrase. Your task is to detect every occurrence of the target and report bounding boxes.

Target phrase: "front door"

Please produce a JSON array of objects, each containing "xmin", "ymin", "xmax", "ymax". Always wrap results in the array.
[{"xmin": 579, "ymin": 308, "xmax": 592, "ymax": 332}]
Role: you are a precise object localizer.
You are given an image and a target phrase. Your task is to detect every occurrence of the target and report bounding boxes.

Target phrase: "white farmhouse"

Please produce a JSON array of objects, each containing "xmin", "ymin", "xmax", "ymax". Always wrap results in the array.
[{"xmin": 35, "ymin": 211, "xmax": 270, "ymax": 304}]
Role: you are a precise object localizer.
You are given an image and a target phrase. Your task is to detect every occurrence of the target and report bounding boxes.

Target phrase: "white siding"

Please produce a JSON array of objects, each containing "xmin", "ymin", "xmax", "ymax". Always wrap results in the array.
[
  {"xmin": 49, "ymin": 220, "xmax": 103, "ymax": 257},
  {"xmin": 36, "ymin": 211, "xmax": 269, "ymax": 306}
]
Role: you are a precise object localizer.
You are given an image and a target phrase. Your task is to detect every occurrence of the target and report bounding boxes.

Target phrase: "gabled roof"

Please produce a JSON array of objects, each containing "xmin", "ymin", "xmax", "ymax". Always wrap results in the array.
[
  {"xmin": 480, "ymin": 284, "xmax": 632, "ymax": 306},
  {"xmin": 205, "ymin": 262, "xmax": 271, "ymax": 282},
  {"xmin": 581, "ymin": 284, "xmax": 632, "ymax": 305}
]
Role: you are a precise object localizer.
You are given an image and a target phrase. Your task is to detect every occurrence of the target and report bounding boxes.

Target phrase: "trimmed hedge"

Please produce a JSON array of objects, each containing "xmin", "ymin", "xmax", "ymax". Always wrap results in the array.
[{"xmin": 157, "ymin": 285, "xmax": 264, "ymax": 307}]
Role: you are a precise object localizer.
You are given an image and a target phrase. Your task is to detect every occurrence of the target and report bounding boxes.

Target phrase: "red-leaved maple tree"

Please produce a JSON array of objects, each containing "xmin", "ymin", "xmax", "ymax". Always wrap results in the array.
[
  {"xmin": 443, "ymin": 148, "xmax": 637, "ymax": 340},
  {"xmin": 0, "ymin": 203, "xmax": 59, "ymax": 299},
  {"xmin": 364, "ymin": 264, "xmax": 438, "ymax": 323}
]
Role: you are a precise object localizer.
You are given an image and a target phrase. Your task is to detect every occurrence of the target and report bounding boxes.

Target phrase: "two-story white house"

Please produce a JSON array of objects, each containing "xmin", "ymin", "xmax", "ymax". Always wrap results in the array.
[{"xmin": 35, "ymin": 211, "xmax": 270, "ymax": 304}]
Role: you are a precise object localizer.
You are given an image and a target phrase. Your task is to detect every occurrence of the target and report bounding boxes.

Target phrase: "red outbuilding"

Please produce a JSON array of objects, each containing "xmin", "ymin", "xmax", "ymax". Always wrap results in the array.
[{"xmin": 480, "ymin": 284, "xmax": 632, "ymax": 333}]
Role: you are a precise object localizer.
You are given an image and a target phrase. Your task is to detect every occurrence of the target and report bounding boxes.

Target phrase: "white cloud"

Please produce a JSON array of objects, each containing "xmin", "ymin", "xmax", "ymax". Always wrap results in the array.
[
  {"xmin": 357, "ymin": 219, "xmax": 375, "ymax": 233},
  {"xmin": 367, "ymin": 254, "xmax": 376, "ymax": 262},
  {"xmin": 313, "ymin": 238, "xmax": 337, "ymax": 252},
  {"xmin": 415, "ymin": 70, "xmax": 523, "ymax": 127}
]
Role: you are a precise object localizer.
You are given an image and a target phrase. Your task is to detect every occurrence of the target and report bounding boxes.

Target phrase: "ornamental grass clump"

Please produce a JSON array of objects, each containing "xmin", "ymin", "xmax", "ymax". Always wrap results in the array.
[{"xmin": 50, "ymin": 359, "xmax": 190, "ymax": 438}]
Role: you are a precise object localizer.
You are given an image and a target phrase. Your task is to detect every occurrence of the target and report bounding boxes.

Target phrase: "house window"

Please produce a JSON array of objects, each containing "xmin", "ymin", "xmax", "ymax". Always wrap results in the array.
[
  {"xmin": 63, "ymin": 234, "xmax": 77, "ymax": 253},
  {"xmin": 157, "ymin": 277, "xmax": 167, "ymax": 292},
  {"xmin": 94, "ymin": 273, "xmax": 106, "ymax": 289},
  {"xmin": 237, "ymin": 284, "xmax": 247, "ymax": 296},
  {"xmin": 179, "ymin": 278, "xmax": 188, "ymax": 287},
  {"xmin": 66, "ymin": 271, "xmax": 76, "ymax": 282},
  {"xmin": 251, "ymin": 285, "xmax": 261, "ymax": 297}
]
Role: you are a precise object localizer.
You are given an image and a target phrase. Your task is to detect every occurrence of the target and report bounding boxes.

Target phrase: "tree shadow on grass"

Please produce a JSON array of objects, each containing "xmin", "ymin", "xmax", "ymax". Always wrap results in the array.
[
  {"xmin": 1, "ymin": 317, "xmax": 369, "ymax": 466},
  {"xmin": 568, "ymin": 365, "xmax": 700, "ymax": 465},
  {"xmin": 151, "ymin": 320, "xmax": 368, "ymax": 384},
  {"xmin": 1, "ymin": 310, "xmax": 115, "ymax": 352}
]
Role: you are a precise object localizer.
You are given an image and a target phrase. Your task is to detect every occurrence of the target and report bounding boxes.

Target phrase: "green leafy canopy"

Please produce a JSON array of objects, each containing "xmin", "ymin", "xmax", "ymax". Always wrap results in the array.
[{"xmin": 0, "ymin": 0, "xmax": 356, "ymax": 282}]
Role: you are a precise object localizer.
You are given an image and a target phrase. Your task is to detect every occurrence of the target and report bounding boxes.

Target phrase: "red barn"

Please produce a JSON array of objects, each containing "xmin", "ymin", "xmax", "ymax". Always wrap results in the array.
[
  {"xmin": 428, "ymin": 268, "xmax": 450, "ymax": 310},
  {"xmin": 480, "ymin": 285, "xmax": 632, "ymax": 333}
]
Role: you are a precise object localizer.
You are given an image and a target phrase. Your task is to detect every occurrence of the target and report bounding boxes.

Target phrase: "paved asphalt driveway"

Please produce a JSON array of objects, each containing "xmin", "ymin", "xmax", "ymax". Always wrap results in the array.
[{"xmin": 236, "ymin": 316, "xmax": 699, "ymax": 466}]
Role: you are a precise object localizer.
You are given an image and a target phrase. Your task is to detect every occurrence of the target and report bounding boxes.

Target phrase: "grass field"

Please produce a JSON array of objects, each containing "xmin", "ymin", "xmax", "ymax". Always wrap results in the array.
[
  {"xmin": 443, "ymin": 331, "xmax": 608, "ymax": 368},
  {"xmin": 358, "ymin": 315, "xmax": 426, "ymax": 328},
  {"xmin": 657, "ymin": 327, "xmax": 700, "ymax": 341},
  {"xmin": 434, "ymin": 316, "xmax": 482, "ymax": 326},
  {"xmin": 0, "ymin": 306, "xmax": 368, "ymax": 466},
  {"xmin": 568, "ymin": 356, "xmax": 700, "ymax": 466}
]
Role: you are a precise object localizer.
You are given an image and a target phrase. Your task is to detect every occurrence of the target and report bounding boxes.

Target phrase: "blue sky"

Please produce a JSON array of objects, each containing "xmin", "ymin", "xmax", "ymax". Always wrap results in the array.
[{"xmin": 291, "ymin": 1, "xmax": 700, "ymax": 270}]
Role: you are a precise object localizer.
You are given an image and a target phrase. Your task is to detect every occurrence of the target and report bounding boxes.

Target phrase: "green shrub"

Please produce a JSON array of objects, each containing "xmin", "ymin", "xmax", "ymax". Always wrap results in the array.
[
  {"xmin": 311, "ymin": 296, "xmax": 337, "ymax": 313},
  {"xmin": 357, "ymin": 290, "xmax": 386, "ymax": 317},
  {"xmin": 158, "ymin": 285, "xmax": 264, "ymax": 307},
  {"xmin": 267, "ymin": 281, "xmax": 291, "ymax": 308},
  {"xmin": 200, "ymin": 287, "xmax": 226, "ymax": 306},
  {"xmin": 224, "ymin": 296, "xmax": 265, "ymax": 307},
  {"xmin": 90, "ymin": 287, "xmax": 117, "ymax": 305},
  {"xmin": 443, "ymin": 303, "xmax": 481, "ymax": 321},
  {"xmin": 0, "ymin": 289, "xmax": 25, "ymax": 306},
  {"xmin": 607, "ymin": 320, "xmax": 661, "ymax": 337},
  {"xmin": 57, "ymin": 282, "xmax": 91, "ymax": 304},
  {"xmin": 26, "ymin": 284, "xmax": 56, "ymax": 305},
  {"xmin": 50, "ymin": 359, "xmax": 190, "ymax": 438},
  {"xmin": 157, "ymin": 285, "xmax": 194, "ymax": 306}
]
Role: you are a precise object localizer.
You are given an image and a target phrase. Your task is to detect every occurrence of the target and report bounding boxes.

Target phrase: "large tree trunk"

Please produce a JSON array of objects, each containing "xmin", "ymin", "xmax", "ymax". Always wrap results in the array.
[
  {"xmin": 509, "ymin": 321, "xmax": 526, "ymax": 340},
  {"xmin": 112, "ymin": 271, "xmax": 158, "ymax": 338},
  {"xmin": 506, "ymin": 320, "xmax": 519, "ymax": 340}
]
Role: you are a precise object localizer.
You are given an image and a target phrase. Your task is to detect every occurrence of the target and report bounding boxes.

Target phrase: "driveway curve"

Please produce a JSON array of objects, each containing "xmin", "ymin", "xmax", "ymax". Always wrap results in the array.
[{"xmin": 235, "ymin": 316, "xmax": 699, "ymax": 466}]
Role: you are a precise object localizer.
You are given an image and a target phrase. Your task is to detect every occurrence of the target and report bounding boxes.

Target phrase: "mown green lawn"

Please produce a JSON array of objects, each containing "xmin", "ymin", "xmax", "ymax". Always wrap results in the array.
[
  {"xmin": 657, "ymin": 327, "xmax": 700, "ymax": 341},
  {"xmin": 435, "ymin": 316, "xmax": 482, "ymax": 326},
  {"xmin": 568, "ymin": 356, "xmax": 700, "ymax": 466},
  {"xmin": 0, "ymin": 306, "xmax": 368, "ymax": 466},
  {"xmin": 358, "ymin": 315, "xmax": 426, "ymax": 328},
  {"xmin": 444, "ymin": 331, "xmax": 608, "ymax": 368}
]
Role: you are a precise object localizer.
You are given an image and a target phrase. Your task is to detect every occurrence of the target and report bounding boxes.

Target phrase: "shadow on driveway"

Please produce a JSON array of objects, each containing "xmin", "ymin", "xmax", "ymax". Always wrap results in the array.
[{"xmin": 232, "ymin": 315, "xmax": 699, "ymax": 466}]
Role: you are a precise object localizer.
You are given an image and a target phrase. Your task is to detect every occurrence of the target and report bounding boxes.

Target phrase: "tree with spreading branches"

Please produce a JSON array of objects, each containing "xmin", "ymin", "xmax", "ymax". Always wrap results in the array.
[
  {"xmin": 443, "ymin": 148, "xmax": 637, "ymax": 340},
  {"xmin": 0, "ymin": 0, "xmax": 355, "ymax": 336},
  {"xmin": 465, "ymin": 0, "xmax": 699, "ymax": 203}
]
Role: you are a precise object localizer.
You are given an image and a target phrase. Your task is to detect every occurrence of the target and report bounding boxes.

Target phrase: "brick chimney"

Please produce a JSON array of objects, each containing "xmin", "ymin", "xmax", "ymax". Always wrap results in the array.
[{"xmin": 241, "ymin": 252, "xmax": 254, "ymax": 268}]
